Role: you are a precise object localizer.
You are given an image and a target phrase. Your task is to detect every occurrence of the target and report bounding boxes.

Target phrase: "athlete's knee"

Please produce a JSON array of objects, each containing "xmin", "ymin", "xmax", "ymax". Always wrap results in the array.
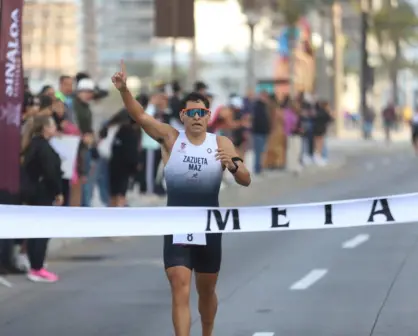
[
  {"xmin": 167, "ymin": 266, "xmax": 192, "ymax": 305},
  {"xmin": 195, "ymin": 273, "xmax": 218, "ymax": 300}
]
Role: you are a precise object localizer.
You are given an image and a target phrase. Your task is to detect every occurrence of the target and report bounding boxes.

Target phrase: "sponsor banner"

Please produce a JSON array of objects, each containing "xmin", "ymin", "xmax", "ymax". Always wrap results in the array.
[
  {"xmin": 0, "ymin": 0, "xmax": 24, "ymax": 197},
  {"xmin": 0, "ymin": 193, "xmax": 416, "ymax": 238}
]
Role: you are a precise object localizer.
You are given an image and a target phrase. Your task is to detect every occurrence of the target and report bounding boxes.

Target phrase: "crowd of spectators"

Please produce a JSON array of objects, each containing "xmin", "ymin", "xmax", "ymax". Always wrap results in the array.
[{"xmin": 13, "ymin": 75, "xmax": 333, "ymax": 283}]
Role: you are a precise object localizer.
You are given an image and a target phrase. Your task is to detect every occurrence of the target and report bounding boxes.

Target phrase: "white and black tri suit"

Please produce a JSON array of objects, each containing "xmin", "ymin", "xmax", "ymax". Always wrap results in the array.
[{"xmin": 163, "ymin": 131, "xmax": 223, "ymax": 273}]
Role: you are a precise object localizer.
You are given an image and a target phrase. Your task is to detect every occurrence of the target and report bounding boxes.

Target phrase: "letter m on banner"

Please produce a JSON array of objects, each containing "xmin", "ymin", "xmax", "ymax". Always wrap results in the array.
[
  {"xmin": 0, "ymin": 0, "xmax": 24, "ymax": 205},
  {"xmin": 206, "ymin": 209, "xmax": 241, "ymax": 232}
]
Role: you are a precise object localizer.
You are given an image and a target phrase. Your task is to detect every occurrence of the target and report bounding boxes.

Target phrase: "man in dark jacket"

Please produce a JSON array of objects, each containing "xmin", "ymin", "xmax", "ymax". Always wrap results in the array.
[
  {"xmin": 251, "ymin": 91, "xmax": 271, "ymax": 175},
  {"xmin": 72, "ymin": 78, "xmax": 95, "ymax": 206}
]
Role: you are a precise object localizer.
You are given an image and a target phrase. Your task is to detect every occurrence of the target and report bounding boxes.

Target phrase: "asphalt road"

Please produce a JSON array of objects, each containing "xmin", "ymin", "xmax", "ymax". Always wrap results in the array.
[{"xmin": 0, "ymin": 143, "xmax": 417, "ymax": 336}]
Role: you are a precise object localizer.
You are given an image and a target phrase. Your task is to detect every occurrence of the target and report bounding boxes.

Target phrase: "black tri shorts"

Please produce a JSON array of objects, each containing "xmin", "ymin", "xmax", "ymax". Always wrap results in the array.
[{"xmin": 163, "ymin": 233, "xmax": 222, "ymax": 273}]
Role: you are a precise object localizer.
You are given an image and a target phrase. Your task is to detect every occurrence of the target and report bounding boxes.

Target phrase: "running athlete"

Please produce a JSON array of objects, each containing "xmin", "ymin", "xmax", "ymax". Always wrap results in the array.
[{"xmin": 112, "ymin": 61, "xmax": 251, "ymax": 336}]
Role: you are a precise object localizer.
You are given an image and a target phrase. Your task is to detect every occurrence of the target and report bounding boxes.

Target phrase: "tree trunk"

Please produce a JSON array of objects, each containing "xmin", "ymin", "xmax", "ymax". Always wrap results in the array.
[{"xmin": 390, "ymin": 40, "xmax": 400, "ymax": 104}]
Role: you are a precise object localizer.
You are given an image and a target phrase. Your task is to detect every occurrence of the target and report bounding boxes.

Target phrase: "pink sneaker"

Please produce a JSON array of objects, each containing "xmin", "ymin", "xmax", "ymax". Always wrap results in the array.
[{"xmin": 27, "ymin": 268, "xmax": 59, "ymax": 283}]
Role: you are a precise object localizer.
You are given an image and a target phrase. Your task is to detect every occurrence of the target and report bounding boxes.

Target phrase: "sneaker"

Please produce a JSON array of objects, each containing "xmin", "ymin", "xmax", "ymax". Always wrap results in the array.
[
  {"xmin": 15, "ymin": 253, "xmax": 30, "ymax": 272},
  {"xmin": 27, "ymin": 268, "xmax": 59, "ymax": 283}
]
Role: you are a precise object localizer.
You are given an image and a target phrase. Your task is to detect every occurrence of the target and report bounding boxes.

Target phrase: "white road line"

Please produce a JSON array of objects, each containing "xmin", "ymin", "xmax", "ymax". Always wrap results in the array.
[
  {"xmin": 253, "ymin": 333, "xmax": 275, "ymax": 336},
  {"xmin": 342, "ymin": 234, "xmax": 370, "ymax": 249},
  {"xmin": 290, "ymin": 269, "xmax": 328, "ymax": 291},
  {"xmin": 0, "ymin": 276, "xmax": 13, "ymax": 288}
]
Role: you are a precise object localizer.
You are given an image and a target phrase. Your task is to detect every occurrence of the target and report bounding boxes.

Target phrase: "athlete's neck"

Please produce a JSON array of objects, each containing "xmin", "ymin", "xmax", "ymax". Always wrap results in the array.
[{"xmin": 184, "ymin": 129, "xmax": 207, "ymax": 146}]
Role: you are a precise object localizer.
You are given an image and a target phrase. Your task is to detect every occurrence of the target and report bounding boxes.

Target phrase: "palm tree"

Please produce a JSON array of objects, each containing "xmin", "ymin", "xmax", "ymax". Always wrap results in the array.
[{"xmin": 371, "ymin": 0, "xmax": 418, "ymax": 103}]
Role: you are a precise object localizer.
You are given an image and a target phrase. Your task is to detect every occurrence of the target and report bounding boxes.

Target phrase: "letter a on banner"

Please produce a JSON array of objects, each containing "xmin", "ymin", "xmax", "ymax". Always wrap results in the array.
[{"xmin": 0, "ymin": 0, "xmax": 24, "ymax": 205}]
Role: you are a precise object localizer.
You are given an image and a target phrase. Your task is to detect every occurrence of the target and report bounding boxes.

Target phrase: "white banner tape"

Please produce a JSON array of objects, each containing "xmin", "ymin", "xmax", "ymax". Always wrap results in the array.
[{"xmin": 0, "ymin": 193, "xmax": 417, "ymax": 239}]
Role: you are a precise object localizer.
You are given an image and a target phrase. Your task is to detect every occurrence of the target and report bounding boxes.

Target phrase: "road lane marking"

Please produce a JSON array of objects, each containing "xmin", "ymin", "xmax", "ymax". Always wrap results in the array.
[
  {"xmin": 342, "ymin": 234, "xmax": 370, "ymax": 249},
  {"xmin": 0, "ymin": 276, "xmax": 13, "ymax": 288},
  {"xmin": 290, "ymin": 269, "xmax": 327, "ymax": 290},
  {"xmin": 253, "ymin": 333, "xmax": 274, "ymax": 336}
]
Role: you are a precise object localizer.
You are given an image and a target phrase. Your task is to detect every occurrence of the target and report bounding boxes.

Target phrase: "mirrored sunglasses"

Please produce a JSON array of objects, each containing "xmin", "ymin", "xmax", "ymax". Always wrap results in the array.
[{"xmin": 183, "ymin": 108, "xmax": 210, "ymax": 118}]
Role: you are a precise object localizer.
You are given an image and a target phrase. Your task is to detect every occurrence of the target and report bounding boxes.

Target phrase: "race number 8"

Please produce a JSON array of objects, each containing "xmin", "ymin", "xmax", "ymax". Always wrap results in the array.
[{"xmin": 187, "ymin": 234, "xmax": 193, "ymax": 242}]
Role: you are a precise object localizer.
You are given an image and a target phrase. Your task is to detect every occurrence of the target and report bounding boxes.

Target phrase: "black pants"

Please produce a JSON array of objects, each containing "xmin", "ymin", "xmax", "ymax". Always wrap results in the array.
[
  {"xmin": 139, "ymin": 149, "xmax": 163, "ymax": 194},
  {"xmin": 62, "ymin": 179, "xmax": 70, "ymax": 206},
  {"xmin": 27, "ymin": 238, "xmax": 49, "ymax": 270}
]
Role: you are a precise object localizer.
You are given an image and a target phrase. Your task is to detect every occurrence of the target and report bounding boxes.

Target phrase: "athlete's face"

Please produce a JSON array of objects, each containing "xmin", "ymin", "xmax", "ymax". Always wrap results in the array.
[{"xmin": 181, "ymin": 100, "xmax": 211, "ymax": 134}]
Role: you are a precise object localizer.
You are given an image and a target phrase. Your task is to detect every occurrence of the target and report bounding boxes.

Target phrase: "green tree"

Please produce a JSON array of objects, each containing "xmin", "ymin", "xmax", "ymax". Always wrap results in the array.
[{"xmin": 371, "ymin": 0, "xmax": 418, "ymax": 103}]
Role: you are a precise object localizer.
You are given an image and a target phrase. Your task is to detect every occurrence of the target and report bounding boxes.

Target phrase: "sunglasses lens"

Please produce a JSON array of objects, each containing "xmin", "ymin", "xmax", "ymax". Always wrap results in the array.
[{"xmin": 186, "ymin": 108, "xmax": 207, "ymax": 117}]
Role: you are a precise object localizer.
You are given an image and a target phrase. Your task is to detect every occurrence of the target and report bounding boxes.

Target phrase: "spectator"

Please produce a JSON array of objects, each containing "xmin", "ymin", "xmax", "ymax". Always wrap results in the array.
[
  {"xmin": 38, "ymin": 85, "xmax": 55, "ymax": 100},
  {"xmin": 283, "ymin": 100, "xmax": 303, "ymax": 175},
  {"xmin": 251, "ymin": 91, "xmax": 271, "ymax": 175},
  {"xmin": 55, "ymin": 75, "xmax": 75, "ymax": 120},
  {"xmin": 72, "ymin": 78, "xmax": 95, "ymax": 207},
  {"xmin": 382, "ymin": 102, "xmax": 397, "ymax": 143},
  {"xmin": 312, "ymin": 100, "xmax": 333, "ymax": 165},
  {"xmin": 193, "ymin": 81, "xmax": 208, "ymax": 96},
  {"xmin": 109, "ymin": 112, "xmax": 141, "ymax": 207},
  {"xmin": 20, "ymin": 115, "xmax": 63, "ymax": 283},
  {"xmin": 169, "ymin": 80, "xmax": 184, "ymax": 131},
  {"xmin": 263, "ymin": 94, "xmax": 285, "ymax": 170},
  {"xmin": 75, "ymin": 72, "xmax": 109, "ymax": 101}
]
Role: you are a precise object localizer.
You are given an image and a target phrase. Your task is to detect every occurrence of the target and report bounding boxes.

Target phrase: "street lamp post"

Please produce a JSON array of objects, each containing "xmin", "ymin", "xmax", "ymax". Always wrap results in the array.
[{"xmin": 245, "ymin": 10, "xmax": 260, "ymax": 93}]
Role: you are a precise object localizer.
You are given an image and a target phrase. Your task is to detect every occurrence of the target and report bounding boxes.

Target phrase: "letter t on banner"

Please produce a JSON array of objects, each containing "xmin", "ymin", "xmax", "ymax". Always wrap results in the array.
[{"xmin": 0, "ymin": 0, "xmax": 24, "ymax": 205}]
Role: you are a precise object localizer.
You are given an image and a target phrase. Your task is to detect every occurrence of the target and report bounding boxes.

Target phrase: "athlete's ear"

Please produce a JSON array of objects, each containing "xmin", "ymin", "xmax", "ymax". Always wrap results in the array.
[{"xmin": 180, "ymin": 110, "xmax": 185, "ymax": 124}]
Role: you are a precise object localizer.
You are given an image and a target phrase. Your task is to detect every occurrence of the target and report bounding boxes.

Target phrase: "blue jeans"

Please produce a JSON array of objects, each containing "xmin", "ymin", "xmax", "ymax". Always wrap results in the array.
[
  {"xmin": 81, "ymin": 150, "xmax": 95, "ymax": 207},
  {"xmin": 253, "ymin": 133, "xmax": 267, "ymax": 175}
]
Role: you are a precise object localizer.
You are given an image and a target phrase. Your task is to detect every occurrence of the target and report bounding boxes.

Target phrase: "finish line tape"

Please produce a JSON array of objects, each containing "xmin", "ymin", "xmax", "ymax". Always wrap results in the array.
[{"xmin": 0, "ymin": 193, "xmax": 417, "ymax": 239}]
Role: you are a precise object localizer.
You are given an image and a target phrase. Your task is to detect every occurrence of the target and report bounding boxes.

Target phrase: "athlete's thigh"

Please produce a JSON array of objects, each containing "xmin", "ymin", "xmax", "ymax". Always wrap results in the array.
[
  {"xmin": 192, "ymin": 233, "xmax": 222, "ymax": 274},
  {"xmin": 163, "ymin": 235, "xmax": 193, "ymax": 270}
]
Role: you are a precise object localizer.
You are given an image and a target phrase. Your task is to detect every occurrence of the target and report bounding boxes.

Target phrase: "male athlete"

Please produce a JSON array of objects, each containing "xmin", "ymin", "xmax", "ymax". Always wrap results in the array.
[{"xmin": 112, "ymin": 61, "xmax": 251, "ymax": 336}]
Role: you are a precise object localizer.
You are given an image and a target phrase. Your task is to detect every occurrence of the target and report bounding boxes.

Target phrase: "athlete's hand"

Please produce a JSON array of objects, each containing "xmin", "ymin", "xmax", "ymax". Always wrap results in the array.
[
  {"xmin": 111, "ymin": 60, "xmax": 128, "ymax": 92},
  {"xmin": 215, "ymin": 148, "xmax": 235, "ymax": 170}
]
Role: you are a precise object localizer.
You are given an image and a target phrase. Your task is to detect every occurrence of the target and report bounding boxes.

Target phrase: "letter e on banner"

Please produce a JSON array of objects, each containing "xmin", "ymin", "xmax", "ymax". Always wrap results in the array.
[
  {"xmin": 271, "ymin": 208, "xmax": 290, "ymax": 228},
  {"xmin": 206, "ymin": 209, "xmax": 241, "ymax": 232},
  {"xmin": 367, "ymin": 198, "xmax": 395, "ymax": 223}
]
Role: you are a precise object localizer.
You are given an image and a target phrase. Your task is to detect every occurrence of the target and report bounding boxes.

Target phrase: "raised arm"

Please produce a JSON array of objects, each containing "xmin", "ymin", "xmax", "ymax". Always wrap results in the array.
[{"xmin": 111, "ymin": 60, "xmax": 177, "ymax": 147}]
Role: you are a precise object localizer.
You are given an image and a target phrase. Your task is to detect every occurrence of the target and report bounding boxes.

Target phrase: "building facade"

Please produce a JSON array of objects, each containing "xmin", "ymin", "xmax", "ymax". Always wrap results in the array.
[
  {"xmin": 22, "ymin": 0, "xmax": 78, "ymax": 85},
  {"xmin": 95, "ymin": 0, "xmax": 155, "ymax": 82}
]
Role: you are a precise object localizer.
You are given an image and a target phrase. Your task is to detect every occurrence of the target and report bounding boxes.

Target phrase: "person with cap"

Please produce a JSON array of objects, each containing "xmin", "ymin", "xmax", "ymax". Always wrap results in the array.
[{"xmin": 71, "ymin": 78, "xmax": 96, "ymax": 207}]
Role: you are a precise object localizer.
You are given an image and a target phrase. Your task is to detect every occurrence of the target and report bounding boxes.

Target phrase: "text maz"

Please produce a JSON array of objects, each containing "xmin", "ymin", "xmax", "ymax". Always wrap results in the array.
[{"xmin": 184, "ymin": 155, "xmax": 207, "ymax": 172}]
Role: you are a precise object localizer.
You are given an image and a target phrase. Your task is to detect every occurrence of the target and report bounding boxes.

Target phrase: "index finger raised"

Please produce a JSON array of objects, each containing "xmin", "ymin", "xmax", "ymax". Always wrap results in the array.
[{"xmin": 120, "ymin": 59, "xmax": 126, "ymax": 73}]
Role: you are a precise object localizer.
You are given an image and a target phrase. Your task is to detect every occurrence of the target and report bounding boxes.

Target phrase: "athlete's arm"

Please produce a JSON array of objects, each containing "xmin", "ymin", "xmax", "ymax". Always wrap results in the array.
[
  {"xmin": 112, "ymin": 61, "xmax": 177, "ymax": 148},
  {"xmin": 120, "ymin": 89, "xmax": 177, "ymax": 142},
  {"xmin": 217, "ymin": 136, "xmax": 251, "ymax": 187}
]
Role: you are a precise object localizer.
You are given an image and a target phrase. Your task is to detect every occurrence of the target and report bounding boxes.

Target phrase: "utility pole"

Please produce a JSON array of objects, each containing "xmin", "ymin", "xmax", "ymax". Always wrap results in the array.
[
  {"xmin": 170, "ymin": 0, "xmax": 178, "ymax": 81},
  {"xmin": 332, "ymin": 1, "xmax": 344, "ymax": 137},
  {"xmin": 360, "ymin": 0, "xmax": 369, "ymax": 138}
]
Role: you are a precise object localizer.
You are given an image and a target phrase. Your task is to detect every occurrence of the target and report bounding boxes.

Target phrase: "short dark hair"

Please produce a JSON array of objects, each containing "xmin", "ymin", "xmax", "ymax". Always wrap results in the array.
[
  {"xmin": 59, "ymin": 75, "xmax": 71, "ymax": 83},
  {"xmin": 181, "ymin": 92, "xmax": 210, "ymax": 110},
  {"xmin": 193, "ymin": 81, "xmax": 207, "ymax": 91}
]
